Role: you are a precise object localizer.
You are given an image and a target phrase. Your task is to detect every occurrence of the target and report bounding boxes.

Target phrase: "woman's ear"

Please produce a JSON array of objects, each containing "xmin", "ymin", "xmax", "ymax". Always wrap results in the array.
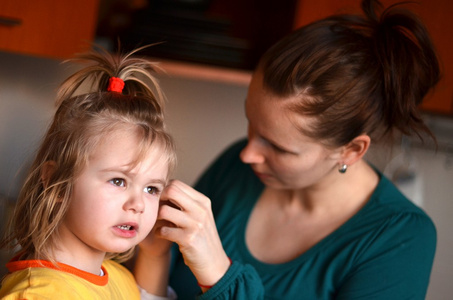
[
  {"xmin": 41, "ymin": 161, "xmax": 57, "ymax": 188},
  {"xmin": 340, "ymin": 134, "xmax": 371, "ymax": 166}
]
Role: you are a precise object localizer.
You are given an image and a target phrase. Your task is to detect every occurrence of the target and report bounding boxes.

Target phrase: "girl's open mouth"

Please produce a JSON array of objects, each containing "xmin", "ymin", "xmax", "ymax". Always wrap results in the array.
[
  {"xmin": 117, "ymin": 225, "xmax": 133, "ymax": 230},
  {"xmin": 113, "ymin": 223, "xmax": 138, "ymax": 238}
]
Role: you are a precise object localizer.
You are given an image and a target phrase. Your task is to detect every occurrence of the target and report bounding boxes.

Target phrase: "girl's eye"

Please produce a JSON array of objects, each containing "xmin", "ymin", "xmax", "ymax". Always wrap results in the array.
[
  {"xmin": 110, "ymin": 178, "xmax": 125, "ymax": 187},
  {"xmin": 144, "ymin": 186, "xmax": 160, "ymax": 195}
]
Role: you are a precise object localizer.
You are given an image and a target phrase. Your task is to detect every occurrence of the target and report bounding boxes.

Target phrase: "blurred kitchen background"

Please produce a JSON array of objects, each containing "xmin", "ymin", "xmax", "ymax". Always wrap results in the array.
[{"xmin": 1, "ymin": 0, "xmax": 452, "ymax": 299}]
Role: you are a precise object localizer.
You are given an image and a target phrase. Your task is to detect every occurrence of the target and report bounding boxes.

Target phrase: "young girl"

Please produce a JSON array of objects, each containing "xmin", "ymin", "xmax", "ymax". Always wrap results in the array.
[{"xmin": 0, "ymin": 46, "xmax": 176, "ymax": 299}]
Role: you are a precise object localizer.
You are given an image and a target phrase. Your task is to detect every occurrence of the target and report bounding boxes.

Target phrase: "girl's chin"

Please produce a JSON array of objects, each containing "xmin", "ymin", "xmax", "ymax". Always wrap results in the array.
[{"xmin": 103, "ymin": 243, "xmax": 135, "ymax": 255}]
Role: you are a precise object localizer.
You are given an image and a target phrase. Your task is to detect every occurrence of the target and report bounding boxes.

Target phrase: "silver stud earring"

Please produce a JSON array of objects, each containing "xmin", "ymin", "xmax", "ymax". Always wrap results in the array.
[{"xmin": 338, "ymin": 164, "xmax": 347, "ymax": 174}]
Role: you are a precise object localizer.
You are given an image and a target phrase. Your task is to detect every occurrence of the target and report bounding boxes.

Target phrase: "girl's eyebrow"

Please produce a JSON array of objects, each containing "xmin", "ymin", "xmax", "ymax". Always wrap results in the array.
[
  {"xmin": 145, "ymin": 179, "xmax": 167, "ymax": 186},
  {"xmin": 100, "ymin": 168, "xmax": 167, "ymax": 185}
]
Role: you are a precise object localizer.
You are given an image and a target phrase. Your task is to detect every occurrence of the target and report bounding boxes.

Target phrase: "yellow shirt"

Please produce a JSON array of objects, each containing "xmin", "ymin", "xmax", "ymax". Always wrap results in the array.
[{"xmin": 0, "ymin": 258, "xmax": 140, "ymax": 299}]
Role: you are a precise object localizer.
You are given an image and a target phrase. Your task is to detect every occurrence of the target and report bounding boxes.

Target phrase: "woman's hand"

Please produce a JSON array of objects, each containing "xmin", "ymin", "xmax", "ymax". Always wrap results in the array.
[{"xmin": 156, "ymin": 180, "xmax": 231, "ymax": 287}]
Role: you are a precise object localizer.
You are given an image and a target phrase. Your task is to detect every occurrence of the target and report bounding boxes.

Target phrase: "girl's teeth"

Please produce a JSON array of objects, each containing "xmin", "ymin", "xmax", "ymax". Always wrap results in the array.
[{"xmin": 117, "ymin": 225, "xmax": 132, "ymax": 230}]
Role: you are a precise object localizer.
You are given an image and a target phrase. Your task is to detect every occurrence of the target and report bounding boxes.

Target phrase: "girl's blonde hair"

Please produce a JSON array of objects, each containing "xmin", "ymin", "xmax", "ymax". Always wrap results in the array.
[{"xmin": 1, "ymin": 45, "xmax": 176, "ymax": 263}]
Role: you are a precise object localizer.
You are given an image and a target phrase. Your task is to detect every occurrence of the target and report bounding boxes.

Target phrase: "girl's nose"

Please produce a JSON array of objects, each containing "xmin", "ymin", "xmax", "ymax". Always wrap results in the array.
[
  {"xmin": 240, "ymin": 139, "xmax": 265, "ymax": 164},
  {"xmin": 124, "ymin": 192, "xmax": 145, "ymax": 213}
]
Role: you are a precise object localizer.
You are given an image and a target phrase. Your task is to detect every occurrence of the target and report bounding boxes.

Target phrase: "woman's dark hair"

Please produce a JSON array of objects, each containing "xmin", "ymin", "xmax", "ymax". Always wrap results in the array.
[{"xmin": 258, "ymin": 0, "xmax": 440, "ymax": 147}]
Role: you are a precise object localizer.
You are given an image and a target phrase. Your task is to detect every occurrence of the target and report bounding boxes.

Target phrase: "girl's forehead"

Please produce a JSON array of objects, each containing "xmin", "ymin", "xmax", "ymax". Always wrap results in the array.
[
  {"xmin": 82, "ymin": 135, "xmax": 169, "ymax": 175},
  {"xmin": 78, "ymin": 122, "xmax": 173, "ymax": 174}
]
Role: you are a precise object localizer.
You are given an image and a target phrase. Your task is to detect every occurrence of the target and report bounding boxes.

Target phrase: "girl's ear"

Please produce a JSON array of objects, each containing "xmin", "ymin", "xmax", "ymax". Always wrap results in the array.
[
  {"xmin": 41, "ymin": 161, "xmax": 57, "ymax": 188},
  {"xmin": 340, "ymin": 134, "xmax": 371, "ymax": 166}
]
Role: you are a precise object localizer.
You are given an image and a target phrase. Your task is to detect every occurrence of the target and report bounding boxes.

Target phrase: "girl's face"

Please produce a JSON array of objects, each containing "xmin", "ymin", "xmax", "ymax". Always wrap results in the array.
[
  {"xmin": 240, "ymin": 71, "xmax": 342, "ymax": 191},
  {"xmin": 59, "ymin": 127, "xmax": 169, "ymax": 259}
]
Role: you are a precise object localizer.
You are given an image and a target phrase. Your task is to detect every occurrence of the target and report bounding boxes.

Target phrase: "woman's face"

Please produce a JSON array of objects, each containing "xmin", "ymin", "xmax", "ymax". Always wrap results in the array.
[{"xmin": 240, "ymin": 71, "xmax": 342, "ymax": 191}]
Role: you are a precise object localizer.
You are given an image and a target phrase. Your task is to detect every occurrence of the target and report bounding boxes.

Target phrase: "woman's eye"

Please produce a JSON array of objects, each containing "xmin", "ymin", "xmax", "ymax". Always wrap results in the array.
[
  {"xmin": 270, "ymin": 141, "xmax": 298, "ymax": 155},
  {"xmin": 144, "ymin": 186, "xmax": 160, "ymax": 195},
  {"xmin": 259, "ymin": 136, "xmax": 290, "ymax": 154},
  {"xmin": 110, "ymin": 178, "xmax": 125, "ymax": 187},
  {"xmin": 271, "ymin": 143, "xmax": 288, "ymax": 153}
]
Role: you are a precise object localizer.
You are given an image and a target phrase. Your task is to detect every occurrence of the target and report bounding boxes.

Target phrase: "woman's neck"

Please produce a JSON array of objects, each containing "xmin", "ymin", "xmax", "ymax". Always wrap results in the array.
[
  {"xmin": 274, "ymin": 159, "xmax": 379, "ymax": 215},
  {"xmin": 246, "ymin": 160, "xmax": 379, "ymax": 263}
]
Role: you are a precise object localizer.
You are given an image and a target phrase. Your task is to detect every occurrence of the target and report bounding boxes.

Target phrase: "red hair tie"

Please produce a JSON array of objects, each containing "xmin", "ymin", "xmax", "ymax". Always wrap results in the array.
[{"xmin": 107, "ymin": 77, "xmax": 124, "ymax": 93}]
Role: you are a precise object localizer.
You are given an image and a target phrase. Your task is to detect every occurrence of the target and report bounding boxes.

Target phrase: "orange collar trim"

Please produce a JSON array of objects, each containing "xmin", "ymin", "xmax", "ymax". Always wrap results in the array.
[{"xmin": 6, "ymin": 257, "xmax": 109, "ymax": 286}]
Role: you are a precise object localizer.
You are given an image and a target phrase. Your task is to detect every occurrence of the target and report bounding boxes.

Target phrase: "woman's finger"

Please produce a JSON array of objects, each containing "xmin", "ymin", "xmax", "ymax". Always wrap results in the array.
[
  {"xmin": 161, "ymin": 180, "xmax": 211, "ymax": 211},
  {"xmin": 158, "ymin": 202, "xmax": 192, "ymax": 229},
  {"xmin": 168, "ymin": 180, "xmax": 209, "ymax": 201}
]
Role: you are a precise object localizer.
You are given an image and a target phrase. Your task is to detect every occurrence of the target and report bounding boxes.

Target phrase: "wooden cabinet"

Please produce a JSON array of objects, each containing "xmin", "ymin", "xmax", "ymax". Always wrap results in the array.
[
  {"xmin": 0, "ymin": 0, "xmax": 100, "ymax": 59},
  {"xmin": 102, "ymin": 0, "xmax": 298, "ymax": 70},
  {"xmin": 293, "ymin": 0, "xmax": 453, "ymax": 115}
]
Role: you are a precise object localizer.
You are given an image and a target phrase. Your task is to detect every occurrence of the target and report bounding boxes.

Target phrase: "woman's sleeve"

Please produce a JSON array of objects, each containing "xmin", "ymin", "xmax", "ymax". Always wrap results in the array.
[
  {"xmin": 197, "ymin": 261, "xmax": 264, "ymax": 300},
  {"xmin": 335, "ymin": 212, "xmax": 437, "ymax": 300}
]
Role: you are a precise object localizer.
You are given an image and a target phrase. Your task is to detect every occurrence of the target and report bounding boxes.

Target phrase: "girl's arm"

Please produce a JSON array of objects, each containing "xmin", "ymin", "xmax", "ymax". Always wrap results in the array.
[
  {"xmin": 134, "ymin": 249, "xmax": 171, "ymax": 297},
  {"xmin": 134, "ymin": 218, "xmax": 175, "ymax": 298}
]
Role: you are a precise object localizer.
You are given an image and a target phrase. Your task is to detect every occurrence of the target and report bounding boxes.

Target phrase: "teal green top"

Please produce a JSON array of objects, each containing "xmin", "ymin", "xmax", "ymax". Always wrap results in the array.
[{"xmin": 169, "ymin": 139, "xmax": 436, "ymax": 300}]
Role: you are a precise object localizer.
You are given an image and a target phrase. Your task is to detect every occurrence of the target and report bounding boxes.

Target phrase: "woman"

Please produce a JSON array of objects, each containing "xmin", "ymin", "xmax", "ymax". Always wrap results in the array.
[{"xmin": 135, "ymin": 0, "xmax": 439, "ymax": 299}]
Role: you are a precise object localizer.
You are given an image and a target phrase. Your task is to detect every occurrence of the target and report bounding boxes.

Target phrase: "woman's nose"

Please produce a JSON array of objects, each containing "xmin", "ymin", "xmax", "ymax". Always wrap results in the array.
[{"xmin": 240, "ymin": 139, "xmax": 265, "ymax": 164}]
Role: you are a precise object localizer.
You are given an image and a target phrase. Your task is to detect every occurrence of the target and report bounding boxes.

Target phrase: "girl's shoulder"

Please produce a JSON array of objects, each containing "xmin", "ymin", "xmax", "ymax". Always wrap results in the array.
[{"xmin": 0, "ymin": 259, "xmax": 140, "ymax": 299}]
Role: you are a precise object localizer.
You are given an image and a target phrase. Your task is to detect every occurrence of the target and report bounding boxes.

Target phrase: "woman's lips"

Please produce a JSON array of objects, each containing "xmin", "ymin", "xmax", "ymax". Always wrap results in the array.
[{"xmin": 253, "ymin": 170, "xmax": 272, "ymax": 180}]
